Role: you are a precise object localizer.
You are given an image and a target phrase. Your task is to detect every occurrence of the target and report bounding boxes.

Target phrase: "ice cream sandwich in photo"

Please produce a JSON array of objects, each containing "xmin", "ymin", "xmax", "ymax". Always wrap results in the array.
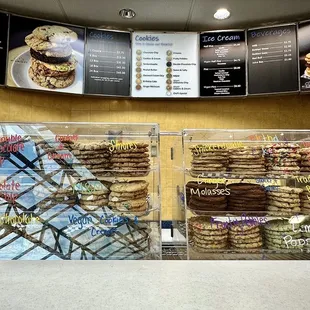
[{"xmin": 25, "ymin": 25, "xmax": 78, "ymax": 89}]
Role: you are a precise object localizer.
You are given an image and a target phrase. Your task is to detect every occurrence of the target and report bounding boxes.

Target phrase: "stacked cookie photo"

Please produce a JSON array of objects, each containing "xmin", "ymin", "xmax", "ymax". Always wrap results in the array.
[
  {"xmin": 109, "ymin": 181, "xmax": 149, "ymax": 216},
  {"xmin": 227, "ymin": 183, "xmax": 266, "ymax": 213},
  {"xmin": 25, "ymin": 25, "xmax": 78, "ymax": 89},
  {"xmin": 266, "ymin": 186, "xmax": 302, "ymax": 216},
  {"xmin": 186, "ymin": 182, "xmax": 228, "ymax": 213},
  {"xmin": 264, "ymin": 143, "xmax": 301, "ymax": 176},
  {"xmin": 110, "ymin": 142, "xmax": 150, "ymax": 177},
  {"xmin": 229, "ymin": 223, "xmax": 263, "ymax": 251},
  {"xmin": 189, "ymin": 145, "xmax": 229, "ymax": 177},
  {"xmin": 228, "ymin": 146, "xmax": 266, "ymax": 177},
  {"xmin": 305, "ymin": 53, "xmax": 310, "ymax": 77},
  {"xmin": 70, "ymin": 142, "xmax": 111, "ymax": 177},
  {"xmin": 188, "ymin": 216, "xmax": 228, "ymax": 251},
  {"xmin": 299, "ymin": 148, "xmax": 310, "ymax": 173},
  {"xmin": 264, "ymin": 219, "xmax": 302, "ymax": 250}
]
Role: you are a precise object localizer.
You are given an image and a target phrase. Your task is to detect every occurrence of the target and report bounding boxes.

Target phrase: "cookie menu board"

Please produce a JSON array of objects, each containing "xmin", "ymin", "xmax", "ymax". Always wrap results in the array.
[
  {"xmin": 85, "ymin": 29, "xmax": 131, "ymax": 96},
  {"xmin": 7, "ymin": 15, "xmax": 85, "ymax": 94},
  {"xmin": 0, "ymin": 12, "xmax": 9, "ymax": 85},
  {"xmin": 247, "ymin": 24, "xmax": 298, "ymax": 94},
  {"xmin": 298, "ymin": 21, "xmax": 310, "ymax": 92},
  {"xmin": 200, "ymin": 30, "xmax": 246, "ymax": 97},
  {"xmin": 131, "ymin": 32, "xmax": 199, "ymax": 98}
]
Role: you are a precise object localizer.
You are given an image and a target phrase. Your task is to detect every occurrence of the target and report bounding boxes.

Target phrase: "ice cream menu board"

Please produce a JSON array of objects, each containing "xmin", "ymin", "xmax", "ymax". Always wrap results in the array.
[
  {"xmin": 247, "ymin": 24, "xmax": 298, "ymax": 94},
  {"xmin": 131, "ymin": 32, "xmax": 199, "ymax": 98},
  {"xmin": 85, "ymin": 29, "xmax": 131, "ymax": 96},
  {"xmin": 7, "ymin": 15, "xmax": 85, "ymax": 94},
  {"xmin": 0, "ymin": 12, "xmax": 8, "ymax": 85},
  {"xmin": 200, "ymin": 30, "xmax": 246, "ymax": 97},
  {"xmin": 298, "ymin": 21, "xmax": 310, "ymax": 92}
]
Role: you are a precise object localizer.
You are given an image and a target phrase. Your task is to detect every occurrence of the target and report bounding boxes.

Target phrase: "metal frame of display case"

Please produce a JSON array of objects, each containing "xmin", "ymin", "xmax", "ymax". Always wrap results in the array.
[{"xmin": 0, "ymin": 122, "xmax": 161, "ymax": 260}]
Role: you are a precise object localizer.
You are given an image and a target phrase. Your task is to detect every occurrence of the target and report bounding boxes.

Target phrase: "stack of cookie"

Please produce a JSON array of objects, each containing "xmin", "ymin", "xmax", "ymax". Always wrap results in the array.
[
  {"xmin": 110, "ymin": 143, "xmax": 150, "ymax": 177},
  {"xmin": 25, "ymin": 25, "xmax": 78, "ymax": 89},
  {"xmin": 299, "ymin": 148, "xmax": 310, "ymax": 172},
  {"xmin": 69, "ymin": 141, "xmax": 111, "ymax": 177},
  {"xmin": 264, "ymin": 219, "xmax": 302, "ymax": 250},
  {"xmin": 188, "ymin": 216, "xmax": 228, "ymax": 251},
  {"xmin": 300, "ymin": 190, "xmax": 310, "ymax": 214},
  {"xmin": 76, "ymin": 182, "xmax": 110, "ymax": 212},
  {"xmin": 228, "ymin": 147, "xmax": 266, "ymax": 177},
  {"xmin": 266, "ymin": 186, "xmax": 302, "ymax": 216},
  {"xmin": 37, "ymin": 187, "xmax": 76, "ymax": 211},
  {"xmin": 264, "ymin": 143, "xmax": 301, "ymax": 176},
  {"xmin": 227, "ymin": 183, "xmax": 266, "ymax": 213},
  {"xmin": 229, "ymin": 222, "xmax": 263, "ymax": 251},
  {"xmin": 189, "ymin": 145, "xmax": 229, "ymax": 177},
  {"xmin": 186, "ymin": 182, "xmax": 228, "ymax": 213},
  {"xmin": 301, "ymin": 221, "xmax": 310, "ymax": 252},
  {"xmin": 109, "ymin": 181, "xmax": 149, "ymax": 216}
]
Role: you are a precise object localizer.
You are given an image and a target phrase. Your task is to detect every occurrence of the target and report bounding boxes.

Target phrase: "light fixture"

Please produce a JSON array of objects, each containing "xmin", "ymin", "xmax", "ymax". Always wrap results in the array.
[
  {"xmin": 214, "ymin": 8, "xmax": 230, "ymax": 20},
  {"xmin": 119, "ymin": 8, "xmax": 136, "ymax": 19}
]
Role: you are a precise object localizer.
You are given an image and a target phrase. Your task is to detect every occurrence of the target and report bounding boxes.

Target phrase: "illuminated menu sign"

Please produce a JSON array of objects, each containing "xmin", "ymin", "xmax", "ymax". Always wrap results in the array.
[
  {"xmin": 85, "ymin": 29, "xmax": 131, "ymax": 96},
  {"xmin": 247, "ymin": 24, "xmax": 299, "ymax": 94},
  {"xmin": 0, "ymin": 12, "xmax": 8, "ymax": 85},
  {"xmin": 200, "ymin": 30, "xmax": 246, "ymax": 96},
  {"xmin": 131, "ymin": 32, "xmax": 199, "ymax": 98}
]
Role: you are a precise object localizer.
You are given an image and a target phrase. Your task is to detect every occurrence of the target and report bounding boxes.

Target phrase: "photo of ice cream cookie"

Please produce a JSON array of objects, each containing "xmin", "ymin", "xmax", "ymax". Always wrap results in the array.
[
  {"xmin": 7, "ymin": 16, "xmax": 85, "ymax": 94},
  {"xmin": 305, "ymin": 53, "xmax": 310, "ymax": 76},
  {"xmin": 25, "ymin": 25, "xmax": 78, "ymax": 89}
]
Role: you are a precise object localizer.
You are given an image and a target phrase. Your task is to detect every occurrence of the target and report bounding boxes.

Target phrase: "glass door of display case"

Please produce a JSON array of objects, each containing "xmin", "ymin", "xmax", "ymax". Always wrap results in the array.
[
  {"xmin": 182, "ymin": 129, "xmax": 310, "ymax": 260},
  {"xmin": 0, "ymin": 122, "xmax": 161, "ymax": 260}
]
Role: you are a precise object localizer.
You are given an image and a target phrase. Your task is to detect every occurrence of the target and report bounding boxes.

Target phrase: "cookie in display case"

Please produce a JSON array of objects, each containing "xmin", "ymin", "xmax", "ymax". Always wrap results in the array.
[
  {"xmin": 182, "ymin": 129, "xmax": 310, "ymax": 259},
  {"xmin": 0, "ymin": 122, "xmax": 161, "ymax": 260}
]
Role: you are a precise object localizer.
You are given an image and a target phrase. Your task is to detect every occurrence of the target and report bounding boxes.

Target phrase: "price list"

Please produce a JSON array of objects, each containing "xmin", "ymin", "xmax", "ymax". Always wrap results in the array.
[
  {"xmin": 248, "ymin": 24, "xmax": 298, "ymax": 94},
  {"xmin": 200, "ymin": 30, "xmax": 246, "ymax": 96},
  {"xmin": 85, "ymin": 29, "xmax": 131, "ymax": 96},
  {"xmin": 0, "ymin": 12, "xmax": 8, "ymax": 85},
  {"xmin": 131, "ymin": 32, "xmax": 199, "ymax": 98}
]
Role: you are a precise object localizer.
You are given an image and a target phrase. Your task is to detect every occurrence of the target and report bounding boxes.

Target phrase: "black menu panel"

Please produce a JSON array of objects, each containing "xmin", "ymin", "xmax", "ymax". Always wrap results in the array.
[
  {"xmin": 298, "ymin": 21, "xmax": 310, "ymax": 92},
  {"xmin": 0, "ymin": 12, "xmax": 9, "ymax": 85},
  {"xmin": 200, "ymin": 30, "xmax": 246, "ymax": 97},
  {"xmin": 85, "ymin": 29, "xmax": 131, "ymax": 96},
  {"xmin": 248, "ymin": 24, "xmax": 298, "ymax": 94}
]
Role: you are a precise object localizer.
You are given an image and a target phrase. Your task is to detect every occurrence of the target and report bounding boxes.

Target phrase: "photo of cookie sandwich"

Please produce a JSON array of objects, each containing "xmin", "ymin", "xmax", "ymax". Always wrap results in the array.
[
  {"xmin": 25, "ymin": 25, "xmax": 78, "ymax": 89},
  {"xmin": 305, "ymin": 53, "xmax": 310, "ymax": 77},
  {"xmin": 7, "ymin": 15, "xmax": 85, "ymax": 94}
]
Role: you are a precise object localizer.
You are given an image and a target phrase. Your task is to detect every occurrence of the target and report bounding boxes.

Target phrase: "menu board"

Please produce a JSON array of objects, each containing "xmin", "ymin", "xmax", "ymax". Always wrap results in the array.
[
  {"xmin": 200, "ymin": 30, "xmax": 246, "ymax": 97},
  {"xmin": 85, "ymin": 29, "xmax": 131, "ymax": 96},
  {"xmin": 131, "ymin": 32, "xmax": 199, "ymax": 98},
  {"xmin": 7, "ymin": 15, "xmax": 85, "ymax": 94},
  {"xmin": 0, "ymin": 12, "xmax": 9, "ymax": 85},
  {"xmin": 247, "ymin": 24, "xmax": 298, "ymax": 94},
  {"xmin": 298, "ymin": 21, "xmax": 310, "ymax": 92}
]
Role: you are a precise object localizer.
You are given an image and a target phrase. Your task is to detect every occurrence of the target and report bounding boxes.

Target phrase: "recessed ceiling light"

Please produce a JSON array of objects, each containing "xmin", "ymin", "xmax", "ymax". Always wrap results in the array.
[
  {"xmin": 119, "ymin": 8, "xmax": 136, "ymax": 19},
  {"xmin": 214, "ymin": 8, "xmax": 230, "ymax": 20}
]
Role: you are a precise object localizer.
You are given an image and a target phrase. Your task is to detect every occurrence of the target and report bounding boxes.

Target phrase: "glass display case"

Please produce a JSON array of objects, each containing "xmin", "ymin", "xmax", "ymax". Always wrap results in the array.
[
  {"xmin": 0, "ymin": 122, "xmax": 161, "ymax": 260},
  {"xmin": 182, "ymin": 129, "xmax": 310, "ymax": 260}
]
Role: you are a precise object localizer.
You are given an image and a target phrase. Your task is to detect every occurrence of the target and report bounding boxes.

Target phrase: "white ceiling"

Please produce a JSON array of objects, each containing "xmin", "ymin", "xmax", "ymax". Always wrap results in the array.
[{"xmin": 1, "ymin": 0, "xmax": 310, "ymax": 31}]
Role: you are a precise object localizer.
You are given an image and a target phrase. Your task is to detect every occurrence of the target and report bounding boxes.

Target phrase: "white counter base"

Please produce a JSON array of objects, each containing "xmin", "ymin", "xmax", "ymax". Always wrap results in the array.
[{"xmin": 0, "ymin": 261, "xmax": 309, "ymax": 310}]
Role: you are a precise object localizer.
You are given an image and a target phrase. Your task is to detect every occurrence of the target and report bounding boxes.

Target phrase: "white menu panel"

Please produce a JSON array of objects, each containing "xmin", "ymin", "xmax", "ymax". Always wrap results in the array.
[{"xmin": 131, "ymin": 32, "xmax": 199, "ymax": 98}]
